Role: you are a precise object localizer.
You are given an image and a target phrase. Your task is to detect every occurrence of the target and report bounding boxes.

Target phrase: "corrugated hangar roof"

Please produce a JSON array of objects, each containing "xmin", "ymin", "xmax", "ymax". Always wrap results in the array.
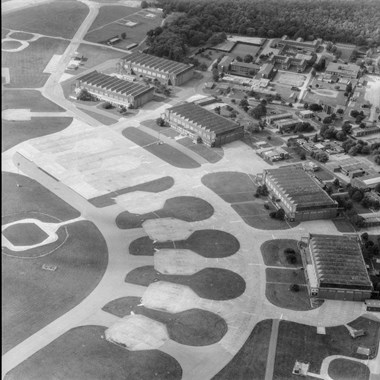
[{"xmin": 309, "ymin": 234, "xmax": 372, "ymax": 288}]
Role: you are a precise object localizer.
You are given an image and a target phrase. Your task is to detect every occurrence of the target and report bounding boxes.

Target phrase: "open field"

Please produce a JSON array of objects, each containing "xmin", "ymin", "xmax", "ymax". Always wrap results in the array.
[
  {"xmin": 266, "ymin": 283, "xmax": 313, "ymax": 311},
  {"xmin": 230, "ymin": 43, "xmax": 261, "ymax": 59},
  {"xmin": 2, "ymin": 40, "xmax": 23, "ymax": 49},
  {"xmin": 213, "ymin": 319, "xmax": 272, "ymax": 380},
  {"xmin": 85, "ymin": 6, "xmax": 162, "ymax": 47},
  {"xmin": 116, "ymin": 196, "xmax": 214, "ymax": 229},
  {"xmin": 2, "ymin": 117, "xmax": 73, "ymax": 152},
  {"xmin": 73, "ymin": 43, "xmax": 127, "ymax": 73},
  {"xmin": 2, "ymin": 221, "xmax": 108, "ymax": 354},
  {"xmin": 260, "ymin": 239, "xmax": 301, "ymax": 267},
  {"xmin": 328, "ymin": 358, "xmax": 370, "ymax": 380},
  {"xmin": 335, "ymin": 44, "xmax": 356, "ymax": 62},
  {"xmin": 89, "ymin": 176, "xmax": 174, "ymax": 207},
  {"xmin": 2, "ymin": 37, "xmax": 69, "ymax": 88},
  {"xmin": 2, "ymin": 222, "xmax": 48, "ymax": 246},
  {"xmin": 103, "ymin": 296, "xmax": 227, "ymax": 346},
  {"xmin": 2, "ymin": 90, "xmax": 64, "ymax": 112},
  {"xmin": 126, "ymin": 266, "xmax": 246, "ymax": 300},
  {"xmin": 273, "ymin": 72, "xmax": 306, "ymax": 87},
  {"xmin": 2, "ymin": 172, "xmax": 79, "ymax": 221},
  {"xmin": 4, "ymin": 325, "xmax": 182, "ymax": 380},
  {"xmin": 202, "ymin": 172, "xmax": 256, "ymax": 203},
  {"xmin": 123, "ymin": 127, "xmax": 201, "ymax": 168},
  {"xmin": 129, "ymin": 229, "xmax": 240, "ymax": 258},
  {"xmin": 273, "ymin": 317, "xmax": 380, "ymax": 379},
  {"xmin": 8, "ymin": 31, "xmax": 35, "ymax": 40},
  {"xmin": 333, "ymin": 218, "xmax": 357, "ymax": 233},
  {"xmin": 2, "ymin": 1, "xmax": 89, "ymax": 38}
]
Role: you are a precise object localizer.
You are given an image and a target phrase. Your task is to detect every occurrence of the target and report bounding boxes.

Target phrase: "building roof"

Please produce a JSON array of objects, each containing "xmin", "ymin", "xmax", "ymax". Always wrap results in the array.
[
  {"xmin": 326, "ymin": 62, "xmax": 360, "ymax": 77},
  {"xmin": 77, "ymin": 71, "xmax": 153, "ymax": 98},
  {"xmin": 309, "ymin": 234, "xmax": 372, "ymax": 288},
  {"xmin": 258, "ymin": 63, "xmax": 275, "ymax": 76},
  {"xmin": 123, "ymin": 52, "xmax": 193, "ymax": 76},
  {"xmin": 264, "ymin": 166, "xmax": 337, "ymax": 210},
  {"xmin": 167, "ymin": 102, "xmax": 241, "ymax": 135},
  {"xmin": 231, "ymin": 61, "xmax": 260, "ymax": 70}
]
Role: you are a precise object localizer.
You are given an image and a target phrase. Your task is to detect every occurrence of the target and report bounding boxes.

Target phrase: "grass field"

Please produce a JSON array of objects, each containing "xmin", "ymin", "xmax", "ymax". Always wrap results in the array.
[
  {"xmin": 230, "ymin": 43, "xmax": 261, "ymax": 59},
  {"xmin": 2, "ymin": 221, "xmax": 108, "ymax": 354},
  {"xmin": 141, "ymin": 119, "xmax": 181, "ymax": 139},
  {"xmin": 89, "ymin": 176, "xmax": 174, "ymax": 207},
  {"xmin": 8, "ymin": 31, "xmax": 34, "ymax": 40},
  {"xmin": 2, "ymin": 90, "xmax": 65, "ymax": 112},
  {"xmin": 177, "ymin": 137, "xmax": 224, "ymax": 163},
  {"xmin": 116, "ymin": 196, "xmax": 214, "ymax": 229},
  {"xmin": 74, "ymin": 43, "xmax": 127, "ymax": 73},
  {"xmin": 103, "ymin": 296, "xmax": 227, "ymax": 346},
  {"xmin": 4, "ymin": 325, "xmax": 182, "ymax": 380},
  {"xmin": 213, "ymin": 319, "xmax": 272, "ymax": 380},
  {"xmin": 2, "ymin": 222, "xmax": 48, "ymax": 246},
  {"xmin": 202, "ymin": 172, "xmax": 256, "ymax": 203},
  {"xmin": 122, "ymin": 127, "xmax": 201, "ymax": 169},
  {"xmin": 2, "ymin": 1, "xmax": 89, "ymax": 38},
  {"xmin": 2, "ymin": 28, "xmax": 9, "ymax": 38},
  {"xmin": 2, "ymin": 40, "xmax": 22, "ymax": 49},
  {"xmin": 260, "ymin": 239, "xmax": 301, "ymax": 267},
  {"xmin": 2, "ymin": 172, "xmax": 80, "ymax": 221},
  {"xmin": 129, "ymin": 229, "xmax": 240, "ymax": 258},
  {"xmin": 2, "ymin": 37, "xmax": 69, "ymax": 88},
  {"xmin": 328, "ymin": 358, "xmax": 370, "ymax": 380},
  {"xmin": 125, "ymin": 266, "xmax": 246, "ymax": 300},
  {"xmin": 85, "ymin": 6, "xmax": 161, "ymax": 46},
  {"xmin": 2, "ymin": 117, "xmax": 73, "ymax": 152},
  {"xmin": 266, "ymin": 283, "xmax": 312, "ymax": 311},
  {"xmin": 77, "ymin": 108, "xmax": 117, "ymax": 125},
  {"xmin": 273, "ymin": 317, "xmax": 380, "ymax": 379}
]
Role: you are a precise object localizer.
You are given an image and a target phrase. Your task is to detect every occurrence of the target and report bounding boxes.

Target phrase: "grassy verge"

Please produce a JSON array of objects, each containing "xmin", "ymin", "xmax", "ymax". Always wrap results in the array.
[
  {"xmin": 125, "ymin": 266, "xmax": 246, "ymax": 300},
  {"xmin": 4, "ymin": 325, "xmax": 182, "ymax": 380},
  {"xmin": 2, "ymin": 117, "xmax": 73, "ymax": 152},
  {"xmin": 2, "ymin": 222, "xmax": 49, "ymax": 246},
  {"xmin": 122, "ymin": 127, "xmax": 201, "ymax": 169},
  {"xmin": 260, "ymin": 239, "xmax": 301, "ymax": 267},
  {"xmin": 213, "ymin": 319, "xmax": 272, "ymax": 380},
  {"xmin": 2, "ymin": 90, "xmax": 65, "ymax": 112},
  {"xmin": 102, "ymin": 296, "xmax": 227, "ymax": 346}
]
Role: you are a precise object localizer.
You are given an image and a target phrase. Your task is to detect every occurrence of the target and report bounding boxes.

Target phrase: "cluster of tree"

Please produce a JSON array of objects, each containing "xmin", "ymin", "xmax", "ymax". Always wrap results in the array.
[
  {"xmin": 307, "ymin": 103, "xmax": 323, "ymax": 112},
  {"xmin": 77, "ymin": 89, "xmax": 96, "ymax": 102},
  {"xmin": 346, "ymin": 184, "xmax": 380, "ymax": 210},
  {"xmin": 255, "ymin": 184, "xmax": 269, "ymax": 197},
  {"xmin": 158, "ymin": 0, "xmax": 380, "ymax": 46},
  {"xmin": 269, "ymin": 208, "xmax": 285, "ymax": 220},
  {"xmin": 102, "ymin": 102, "xmax": 114, "ymax": 109},
  {"xmin": 156, "ymin": 117, "xmax": 169, "ymax": 127},
  {"xmin": 286, "ymin": 137, "xmax": 306, "ymax": 160},
  {"xmin": 361, "ymin": 233, "xmax": 380, "ymax": 258},
  {"xmin": 249, "ymin": 101, "xmax": 267, "ymax": 119},
  {"xmin": 341, "ymin": 139, "xmax": 380, "ymax": 156},
  {"xmin": 319, "ymin": 124, "xmax": 347, "ymax": 141},
  {"xmin": 350, "ymin": 109, "xmax": 366, "ymax": 124},
  {"xmin": 310, "ymin": 150, "xmax": 329, "ymax": 163},
  {"xmin": 284, "ymin": 248, "xmax": 297, "ymax": 264},
  {"xmin": 279, "ymin": 121, "xmax": 314, "ymax": 135}
]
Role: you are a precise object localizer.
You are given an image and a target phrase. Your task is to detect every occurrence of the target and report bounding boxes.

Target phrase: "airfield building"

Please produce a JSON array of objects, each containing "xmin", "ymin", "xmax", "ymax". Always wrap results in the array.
[
  {"xmin": 260, "ymin": 166, "xmax": 338, "ymax": 221},
  {"xmin": 76, "ymin": 71, "xmax": 154, "ymax": 108},
  {"xmin": 325, "ymin": 62, "xmax": 360, "ymax": 79},
  {"xmin": 122, "ymin": 52, "xmax": 194, "ymax": 86},
  {"xmin": 165, "ymin": 102, "xmax": 244, "ymax": 147},
  {"xmin": 300, "ymin": 234, "xmax": 373, "ymax": 301}
]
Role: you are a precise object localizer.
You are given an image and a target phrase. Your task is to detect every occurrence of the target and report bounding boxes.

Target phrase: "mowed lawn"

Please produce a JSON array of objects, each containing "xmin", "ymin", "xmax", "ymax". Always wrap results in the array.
[
  {"xmin": 2, "ymin": 221, "xmax": 108, "ymax": 354},
  {"xmin": 116, "ymin": 196, "xmax": 214, "ymax": 229},
  {"xmin": 213, "ymin": 319, "xmax": 272, "ymax": 380},
  {"xmin": 103, "ymin": 296, "xmax": 227, "ymax": 346},
  {"xmin": 328, "ymin": 358, "xmax": 370, "ymax": 380},
  {"xmin": 2, "ymin": 172, "xmax": 79, "ymax": 221},
  {"xmin": 122, "ymin": 127, "xmax": 201, "ymax": 168},
  {"xmin": 125, "ymin": 266, "xmax": 246, "ymax": 300},
  {"xmin": 85, "ymin": 6, "xmax": 161, "ymax": 46},
  {"xmin": 2, "ymin": 37, "xmax": 69, "ymax": 88},
  {"xmin": 260, "ymin": 239, "xmax": 301, "ymax": 267},
  {"xmin": 2, "ymin": 117, "xmax": 73, "ymax": 152},
  {"xmin": 2, "ymin": 1, "xmax": 89, "ymax": 38},
  {"xmin": 129, "ymin": 229, "xmax": 240, "ymax": 258},
  {"xmin": 2, "ymin": 90, "xmax": 65, "ymax": 112},
  {"xmin": 274, "ymin": 317, "xmax": 380, "ymax": 379},
  {"xmin": 4, "ymin": 326, "xmax": 182, "ymax": 380}
]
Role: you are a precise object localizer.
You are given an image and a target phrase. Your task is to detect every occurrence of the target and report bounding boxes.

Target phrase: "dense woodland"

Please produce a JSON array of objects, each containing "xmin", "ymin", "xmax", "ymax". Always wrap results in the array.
[{"xmin": 146, "ymin": 0, "xmax": 380, "ymax": 61}]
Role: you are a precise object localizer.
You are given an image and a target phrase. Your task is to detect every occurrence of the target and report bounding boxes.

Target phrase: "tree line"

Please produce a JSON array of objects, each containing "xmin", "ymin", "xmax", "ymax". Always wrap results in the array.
[{"xmin": 146, "ymin": 0, "xmax": 380, "ymax": 61}]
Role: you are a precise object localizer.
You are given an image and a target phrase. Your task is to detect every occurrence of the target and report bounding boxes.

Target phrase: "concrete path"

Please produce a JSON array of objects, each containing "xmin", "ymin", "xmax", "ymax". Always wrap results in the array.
[{"xmin": 264, "ymin": 319, "xmax": 280, "ymax": 380}]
